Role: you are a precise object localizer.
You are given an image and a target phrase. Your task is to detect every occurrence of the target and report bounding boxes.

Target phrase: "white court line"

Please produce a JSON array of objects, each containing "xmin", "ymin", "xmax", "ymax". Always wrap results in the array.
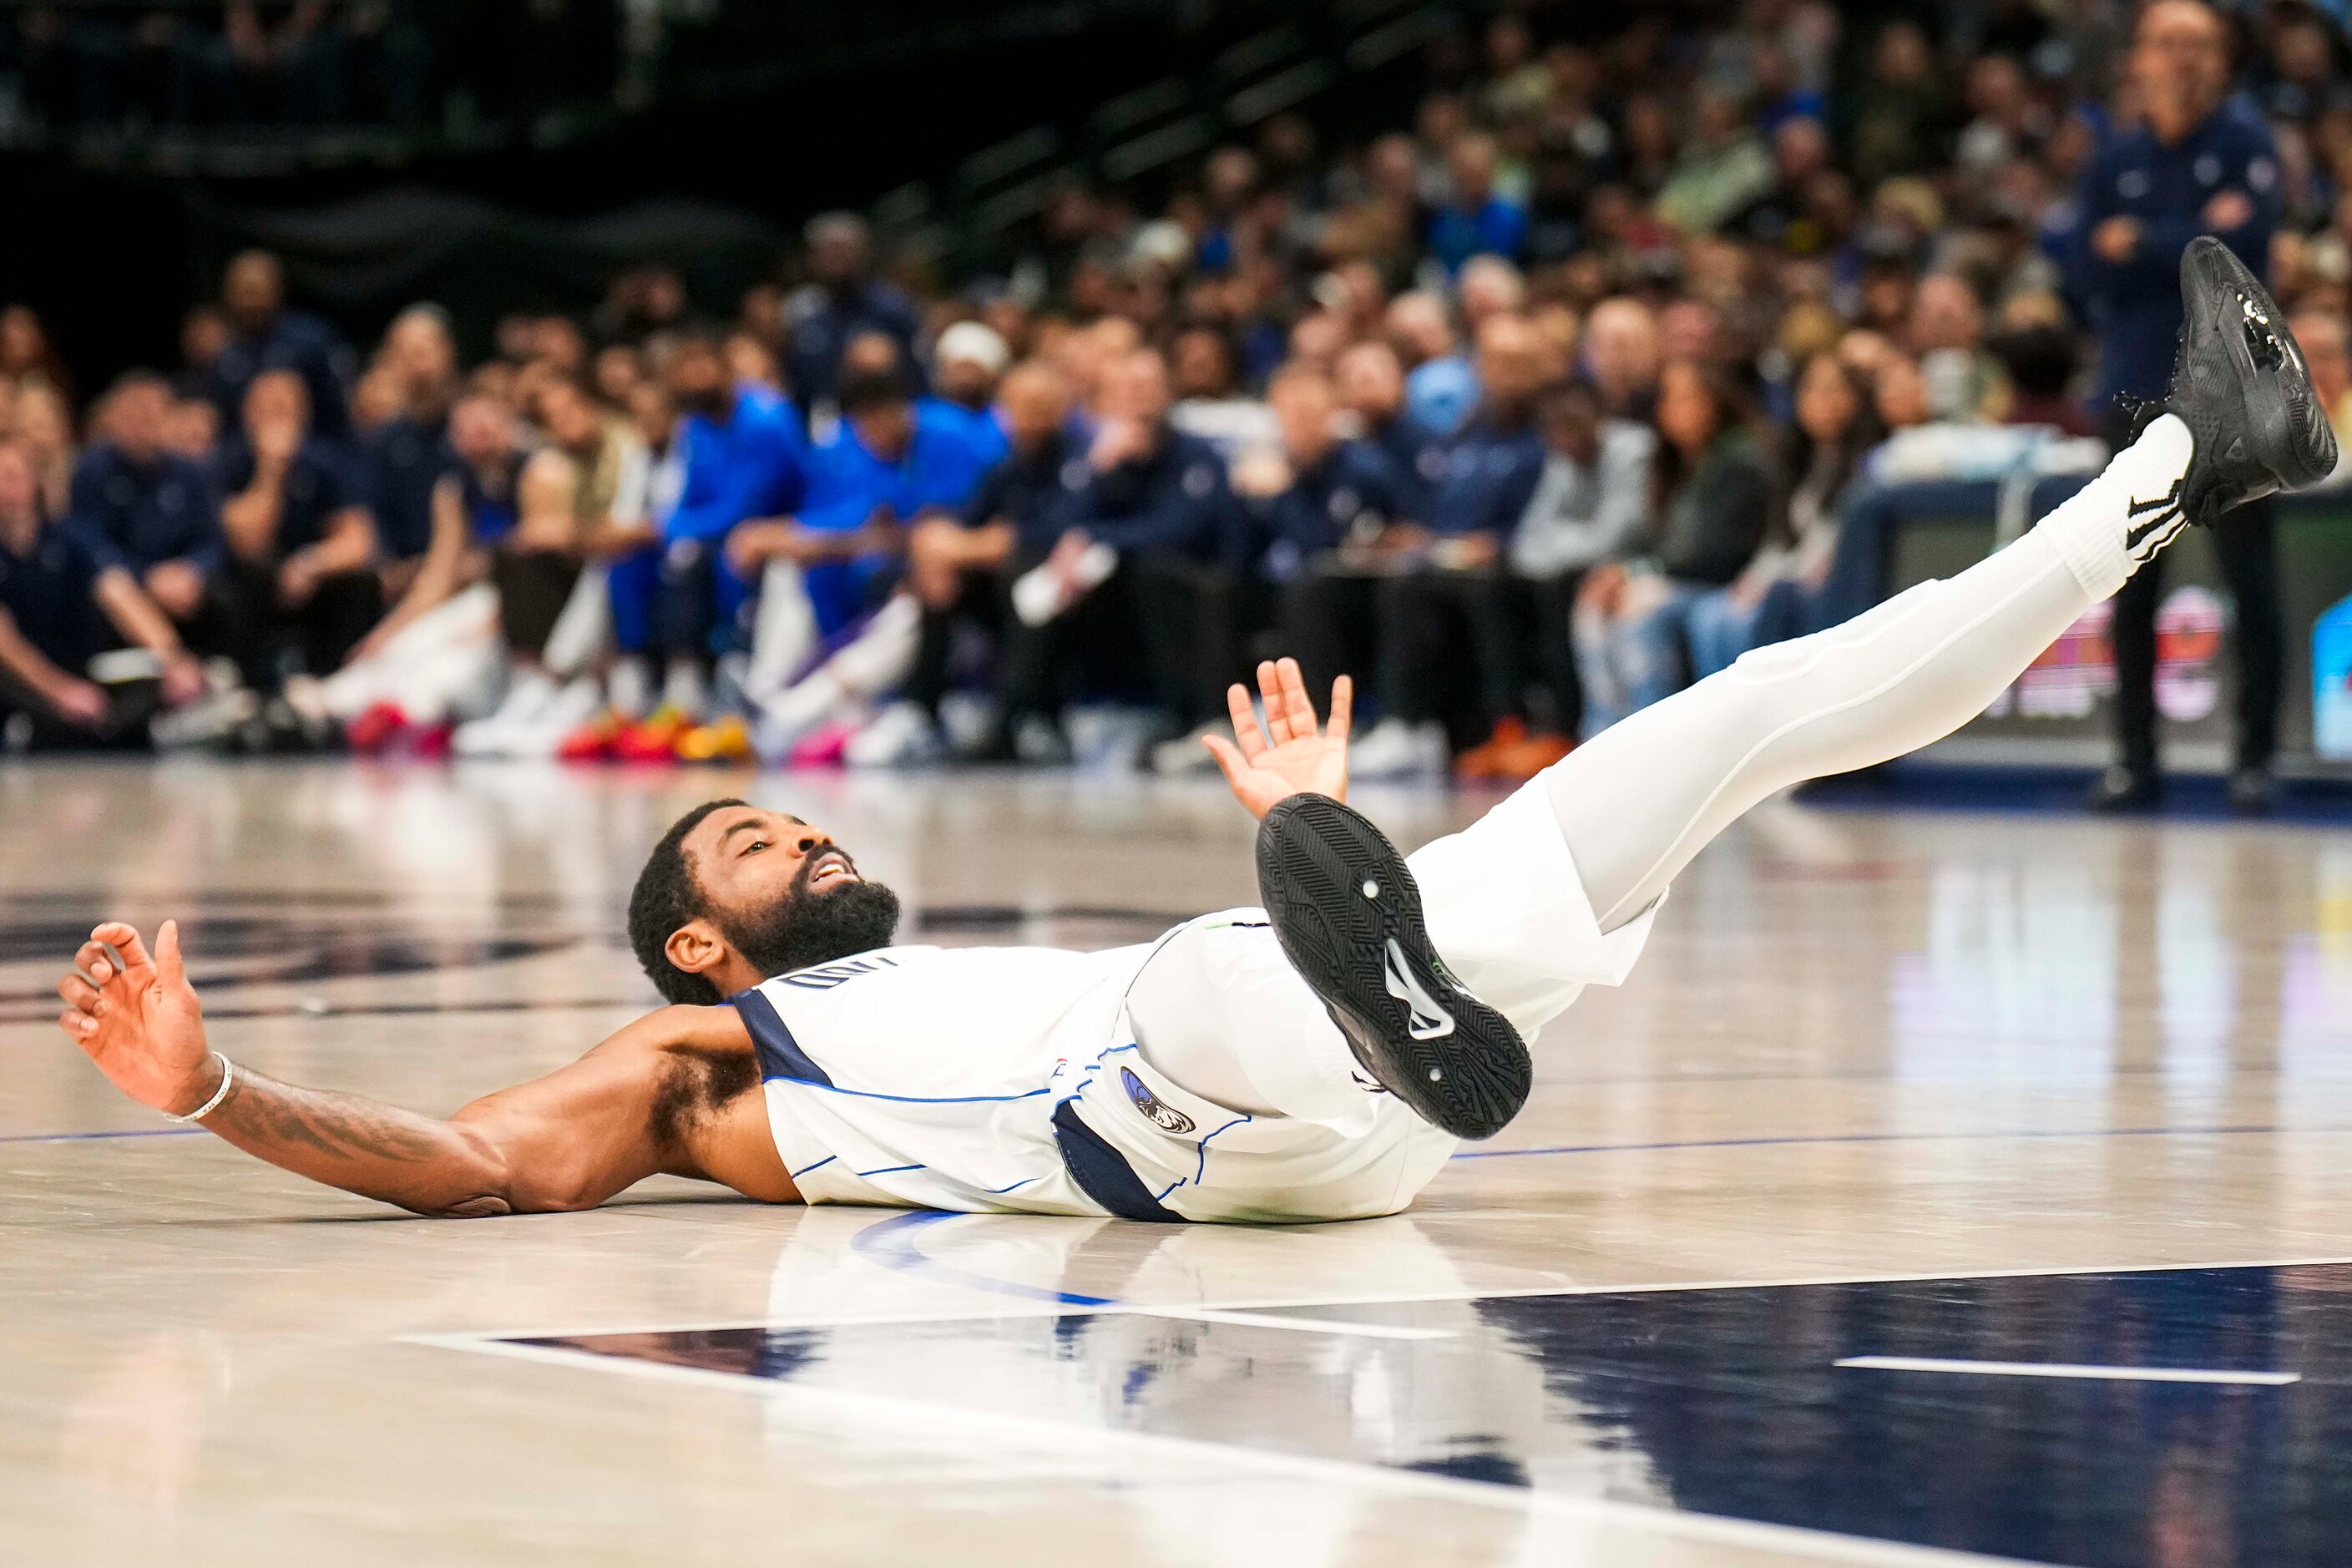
[
  {"xmin": 1837, "ymin": 1356, "xmax": 2300, "ymax": 1387},
  {"xmin": 408, "ymin": 1250, "xmax": 2352, "ymax": 1345},
  {"xmin": 444, "ymin": 1335, "xmax": 2029, "ymax": 1568},
  {"xmin": 1128, "ymin": 1306, "xmax": 1453, "ymax": 1340}
]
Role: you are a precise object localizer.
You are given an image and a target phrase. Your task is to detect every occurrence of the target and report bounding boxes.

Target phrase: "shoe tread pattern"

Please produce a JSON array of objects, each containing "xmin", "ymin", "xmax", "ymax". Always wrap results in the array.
[{"xmin": 1254, "ymin": 793, "xmax": 1531, "ymax": 1140}]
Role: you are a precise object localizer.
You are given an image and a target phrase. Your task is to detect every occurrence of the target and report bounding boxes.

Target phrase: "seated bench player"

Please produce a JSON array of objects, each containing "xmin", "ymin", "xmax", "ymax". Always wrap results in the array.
[{"xmin": 52, "ymin": 244, "xmax": 2336, "ymax": 1223}]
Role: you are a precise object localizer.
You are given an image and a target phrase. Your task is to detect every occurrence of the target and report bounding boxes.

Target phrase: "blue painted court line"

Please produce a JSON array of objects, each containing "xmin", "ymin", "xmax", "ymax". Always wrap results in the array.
[{"xmin": 0, "ymin": 1127, "xmax": 203, "ymax": 1146}]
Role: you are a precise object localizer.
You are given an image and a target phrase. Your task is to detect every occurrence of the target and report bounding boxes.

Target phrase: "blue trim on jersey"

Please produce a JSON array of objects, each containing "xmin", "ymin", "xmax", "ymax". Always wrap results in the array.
[
  {"xmin": 983, "ymin": 1176, "xmax": 1040, "ymax": 1195},
  {"xmin": 856, "ymin": 1163, "xmax": 924, "ymax": 1177},
  {"xmin": 789, "ymin": 1155, "xmax": 837, "ymax": 1179},
  {"xmin": 764, "ymin": 1080, "xmax": 1054, "ymax": 1105},
  {"xmin": 733, "ymin": 989, "xmax": 834, "ymax": 1086},
  {"xmin": 1193, "ymin": 1113, "xmax": 1254, "ymax": 1183}
]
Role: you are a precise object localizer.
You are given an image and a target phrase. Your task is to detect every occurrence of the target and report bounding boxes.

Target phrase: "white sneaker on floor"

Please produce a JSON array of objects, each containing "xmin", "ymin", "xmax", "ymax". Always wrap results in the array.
[
  {"xmin": 454, "ymin": 670, "xmax": 559, "ymax": 758},
  {"xmin": 1349, "ymin": 718, "xmax": 1449, "ymax": 780},
  {"xmin": 1149, "ymin": 723, "xmax": 1223, "ymax": 776},
  {"xmin": 845, "ymin": 701, "xmax": 944, "ymax": 768},
  {"xmin": 502, "ymin": 678, "xmax": 606, "ymax": 759}
]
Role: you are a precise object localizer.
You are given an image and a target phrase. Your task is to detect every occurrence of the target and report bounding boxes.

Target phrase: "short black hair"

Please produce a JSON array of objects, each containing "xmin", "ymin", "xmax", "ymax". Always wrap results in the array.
[
  {"xmin": 628, "ymin": 799, "xmax": 746, "ymax": 1005},
  {"xmin": 837, "ymin": 367, "xmax": 911, "ymax": 415}
]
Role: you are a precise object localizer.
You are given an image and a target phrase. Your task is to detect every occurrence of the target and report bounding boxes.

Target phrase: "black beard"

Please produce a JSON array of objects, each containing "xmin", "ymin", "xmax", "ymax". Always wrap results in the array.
[{"xmin": 716, "ymin": 855, "xmax": 903, "ymax": 979}]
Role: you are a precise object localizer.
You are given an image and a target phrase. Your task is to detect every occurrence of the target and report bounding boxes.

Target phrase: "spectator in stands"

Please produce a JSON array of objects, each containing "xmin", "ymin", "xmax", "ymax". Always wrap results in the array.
[
  {"xmin": 1687, "ymin": 351, "xmax": 1874, "ymax": 676},
  {"xmin": 0, "ymin": 306, "xmax": 72, "ymax": 402},
  {"xmin": 1991, "ymin": 324, "xmax": 2095, "ymax": 437},
  {"xmin": 70, "ymin": 372, "xmax": 225, "ymax": 640},
  {"xmin": 595, "ymin": 330, "xmax": 807, "ymax": 760},
  {"xmin": 1908, "ymin": 274, "xmax": 2006, "ymax": 422},
  {"xmin": 210, "ymin": 368, "xmax": 382, "ymax": 687},
  {"xmin": 0, "ymin": 435, "xmax": 204, "ymax": 750},
  {"xmin": 1655, "ymin": 85, "xmax": 1775, "ymax": 235},
  {"xmin": 1573, "ymin": 359, "xmax": 1773, "ymax": 734},
  {"xmin": 1333, "ymin": 339, "xmax": 1439, "ymax": 518},
  {"xmin": 1232, "ymin": 363, "xmax": 1407, "ymax": 751},
  {"xmin": 727, "ymin": 364, "xmax": 996, "ymax": 764},
  {"xmin": 1386, "ymin": 291, "xmax": 1478, "ymax": 438},
  {"xmin": 1491, "ymin": 377, "xmax": 1655, "ymax": 757},
  {"xmin": 1353, "ymin": 313, "xmax": 1550, "ymax": 778},
  {"xmin": 2290, "ymin": 309, "xmax": 2352, "ymax": 485},
  {"xmin": 11, "ymin": 381, "xmax": 77, "ymax": 518},
  {"xmin": 1426, "ymin": 131, "xmax": 1526, "ymax": 272},
  {"xmin": 2071, "ymin": 0, "xmax": 2284, "ymax": 813},
  {"xmin": 786, "ymin": 213, "xmax": 923, "ymax": 417},
  {"xmin": 1581, "ymin": 296, "xmax": 1662, "ymax": 420},
  {"xmin": 927, "ymin": 321, "xmax": 1013, "ymax": 462},
  {"xmin": 861, "ymin": 360, "xmax": 1079, "ymax": 766},
  {"xmin": 453, "ymin": 377, "xmax": 643, "ymax": 758},
  {"xmin": 175, "ymin": 306, "xmax": 230, "ymax": 402},
  {"xmin": 206, "ymin": 250, "xmax": 352, "ymax": 439},
  {"xmin": 981, "ymin": 346, "xmax": 1232, "ymax": 763},
  {"xmin": 362, "ymin": 305, "xmax": 459, "ymax": 574}
]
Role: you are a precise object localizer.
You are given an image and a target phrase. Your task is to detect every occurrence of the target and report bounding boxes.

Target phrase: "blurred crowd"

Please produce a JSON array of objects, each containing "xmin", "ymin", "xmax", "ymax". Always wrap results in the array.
[{"xmin": 7, "ymin": 0, "xmax": 2352, "ymax": 789}]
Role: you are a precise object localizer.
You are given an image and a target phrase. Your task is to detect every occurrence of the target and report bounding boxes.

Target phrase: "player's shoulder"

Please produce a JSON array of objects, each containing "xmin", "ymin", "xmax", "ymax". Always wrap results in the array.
[{"xmin": 596, "ymin": 1003, "xmax": 755, "ymax": 1062}]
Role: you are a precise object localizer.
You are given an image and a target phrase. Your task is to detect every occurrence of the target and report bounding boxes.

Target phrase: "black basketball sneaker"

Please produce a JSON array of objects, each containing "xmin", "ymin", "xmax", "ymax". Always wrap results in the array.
[
  {"xmin": 2124, "ymin": 235, "xmax": 2339, "ymax": 560},
  {"xmin": 1254, "ymin": 792, "xmax": 1530, "ymax": 1141}
]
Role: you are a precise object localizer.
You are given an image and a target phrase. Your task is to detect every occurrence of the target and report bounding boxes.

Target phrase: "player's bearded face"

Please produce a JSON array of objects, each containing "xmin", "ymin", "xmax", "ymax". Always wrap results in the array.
[{"xmin": 714, "ymin": 846, "xmax": 901, "ymax": 978}]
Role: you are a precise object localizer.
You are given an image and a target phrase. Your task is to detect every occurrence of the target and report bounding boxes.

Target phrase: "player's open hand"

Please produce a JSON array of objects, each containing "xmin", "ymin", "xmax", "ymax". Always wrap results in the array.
[
  {"xmin": 1203, "ymin": 658, "xmax": 1351, "ymax": 820},
  {"xmin": 57, "ymin": 922, "xmax": 216, "ymax": 1117}
]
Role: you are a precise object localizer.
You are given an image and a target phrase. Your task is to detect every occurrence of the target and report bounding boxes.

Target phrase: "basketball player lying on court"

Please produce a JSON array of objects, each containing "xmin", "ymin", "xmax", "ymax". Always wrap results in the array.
[{"xmin": 53, "ymin": 241, "xmax": 2344, "ymax": 1224}]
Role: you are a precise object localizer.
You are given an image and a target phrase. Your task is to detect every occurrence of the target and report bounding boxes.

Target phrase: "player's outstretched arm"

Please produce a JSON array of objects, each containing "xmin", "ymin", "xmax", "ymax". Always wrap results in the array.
[
  {"xmin": 56, "ymin": 922, "xmax": 790, "ymax": 1217},
  {"xmin": 1202, "ymin": 656, "xmax": 1352, "ymax": 820}
]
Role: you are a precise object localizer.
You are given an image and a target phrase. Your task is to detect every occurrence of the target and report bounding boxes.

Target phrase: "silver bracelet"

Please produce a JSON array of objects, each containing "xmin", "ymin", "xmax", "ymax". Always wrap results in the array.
[{"xmin": 162, "ymin": 1053, "xmax": 235, "ymax": 1125}]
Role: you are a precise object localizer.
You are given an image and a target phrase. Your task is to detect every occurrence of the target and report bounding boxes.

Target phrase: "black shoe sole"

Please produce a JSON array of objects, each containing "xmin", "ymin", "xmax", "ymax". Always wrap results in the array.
[
  {"xmin": 2170, "ymin": 237, "xmax": 2339, "ymax": 518},
  {"xmin": 1255, "ymin": 792, "xmax": 1531, "ymax": 1140}
]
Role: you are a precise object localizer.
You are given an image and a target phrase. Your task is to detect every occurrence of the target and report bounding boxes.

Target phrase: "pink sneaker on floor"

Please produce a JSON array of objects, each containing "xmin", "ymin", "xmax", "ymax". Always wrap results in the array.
[{"xmin": 786, "ymin": 720, "xmax": 857, "ymax": 768}]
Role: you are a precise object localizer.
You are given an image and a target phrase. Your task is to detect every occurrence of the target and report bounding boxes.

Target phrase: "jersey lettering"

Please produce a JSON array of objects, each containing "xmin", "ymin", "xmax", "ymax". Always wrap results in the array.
[{"xmin": 779, "ymin": 953, "xmax": 901, "ymax": 990}]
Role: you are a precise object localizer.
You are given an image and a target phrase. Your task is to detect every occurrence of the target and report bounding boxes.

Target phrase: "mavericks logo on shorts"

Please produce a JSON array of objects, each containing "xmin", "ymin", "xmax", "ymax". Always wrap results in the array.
[{"xmin": 1120, "ymin": 1066, "xmax": 1196, "ymax": 1136}]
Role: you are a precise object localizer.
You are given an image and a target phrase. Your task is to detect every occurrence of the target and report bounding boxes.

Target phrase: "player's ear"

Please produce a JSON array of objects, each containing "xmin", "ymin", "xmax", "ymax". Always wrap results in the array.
[{"xmin": 664, "ymin": 919, "xmax": 730, "ymax": 982}]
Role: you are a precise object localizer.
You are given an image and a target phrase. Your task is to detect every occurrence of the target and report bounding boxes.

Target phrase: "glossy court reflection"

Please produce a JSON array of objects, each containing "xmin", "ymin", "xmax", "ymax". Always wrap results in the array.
[{"xmin": 495, "ymin": 1242, "xmax": 2352, "ymax": 1568}]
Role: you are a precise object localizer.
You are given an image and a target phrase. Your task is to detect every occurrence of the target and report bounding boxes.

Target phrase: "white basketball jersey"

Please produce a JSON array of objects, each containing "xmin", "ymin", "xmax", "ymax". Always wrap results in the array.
[{"xmin": 739, "ymin": 941, "xmax": 1160, "ymax": 1218}]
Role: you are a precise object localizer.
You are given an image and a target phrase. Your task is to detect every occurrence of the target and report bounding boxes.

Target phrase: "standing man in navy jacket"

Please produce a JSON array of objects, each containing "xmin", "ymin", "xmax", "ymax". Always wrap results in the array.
[{"xmin": 2070, "ymin": 0, "xmax": 2284, "ymax": 812}]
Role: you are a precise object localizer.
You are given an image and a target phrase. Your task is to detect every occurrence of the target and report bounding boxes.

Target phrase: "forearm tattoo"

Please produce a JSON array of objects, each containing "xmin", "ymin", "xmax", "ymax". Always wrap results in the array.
[{"xmin": 209, "ymin": 1067, "xmax": 512, "ymax": 1216}]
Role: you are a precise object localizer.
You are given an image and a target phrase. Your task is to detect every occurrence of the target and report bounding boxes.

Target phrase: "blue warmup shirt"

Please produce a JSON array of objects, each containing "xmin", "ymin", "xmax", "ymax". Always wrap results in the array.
[
  {"xmin": 2068, "ymin": 98, "xmax": 2281, "ymax": 402},
  {"xmin": 1426, "ymin": 198, "xmax": 1529, "ymax": 272},
  {"xmin": 0, "ymin": 518, "xmax": 122, "ymax": 673},
  {"xmin": 1052, "ymin": 428, "xmax": 1232, "ymax": 558},
  {"xmin": 1426, "ymin": 415, "xmax": 1547, "ymax": 538},
  {"xmin": 962, "ymin": 430, "xmax": 1082, "ymax": 558},
  {"xmin": 1240, "ymin": 440, "xmax": 1407, "ymax": 579},
  {"xmin": 920, "ymin": 398, "xmax": 1012, "ymax": 469},
  {"xmin": 208, "ymin": 310, "xmax": 353, "ymax": 438},
  {"xmin": 69, "ymin": 446, "xmax": 225, "ymax": 577},
  {"xmin": 665, "ymin": 386, "xmax": 809, "ymax": 544},
  {"xmin": 363, "ymin": 413, "xmax": 453, "ymax": 561},
  {"xmin": 795, "ymin": 402, "xmax": 997, "ymax": 634},
  {"xmin": 210, "ymin": 436, "xmax": 362, "ymax": 557}
]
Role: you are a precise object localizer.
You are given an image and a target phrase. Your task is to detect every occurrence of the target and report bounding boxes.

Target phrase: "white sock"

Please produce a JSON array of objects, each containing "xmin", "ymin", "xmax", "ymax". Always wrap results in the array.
[
  {"xmin": 608, "ymin": 655, "xmax": 651, "ymax": 720},
  {"xmin": 661, "ymin": 658, "xmax": 706, "ymax": 718},
  {"xmin": 2034, "ymin": 412, "xmax": 2194, "ymax": 600}
]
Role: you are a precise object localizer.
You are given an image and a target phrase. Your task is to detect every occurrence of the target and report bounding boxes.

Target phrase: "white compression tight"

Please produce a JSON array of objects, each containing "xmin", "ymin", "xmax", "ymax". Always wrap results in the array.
[{"xmin": 1132, "ymin": 416, "xmax": 2196, "ymax": 1119}]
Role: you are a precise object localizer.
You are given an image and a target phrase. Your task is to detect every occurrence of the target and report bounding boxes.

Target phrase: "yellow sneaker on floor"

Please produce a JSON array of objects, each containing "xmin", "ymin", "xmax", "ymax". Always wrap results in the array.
[{"xmin": 675, "ymin": 714, "xmax": 753, "ymax": 764}]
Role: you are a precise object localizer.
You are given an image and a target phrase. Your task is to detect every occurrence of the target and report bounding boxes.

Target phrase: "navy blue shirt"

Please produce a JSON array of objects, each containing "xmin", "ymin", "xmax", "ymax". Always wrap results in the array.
[
  {"xmin": 1363, "ymin": 412, "xmax": 1443, "ymax": 524},
  {"xmin": 0, "ymin": 518, "xmax": 122, "ymax": 673},
  {"xmin": 1052, "ymin": 428, "xmax": 1232, "ymax": 557},
  {"xmin": 211, "ymin": 436, "xmax": 362, "ymax": 559},
  {"xmin": 209, "ymin": 310, "xmax": 353, "ymax": 438},
  {"xmin": 963, "ymin": 431, "xmax": 1083, "ymax": 558},
  {"xmin": 2068, "ymin": 99, "xmax": 2282, "ymax": 402},
  {"xmin": 784, "ymin": 282, "xmax": 923, "ymax": 411},
  {"xmin": 1425, "ymin": 415, "xmax": 1547, "ymax": 538},
  {"xmin": 69, "ymin": 446, "xmax": 225, "ymax": 578},
  {"xmin": 363, "ymin": 414, "xmax": 453, "ymax": 562},
  {"xmin": 1241, "ymin": 441, "xmax": 1406, "ymax": 579}
]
